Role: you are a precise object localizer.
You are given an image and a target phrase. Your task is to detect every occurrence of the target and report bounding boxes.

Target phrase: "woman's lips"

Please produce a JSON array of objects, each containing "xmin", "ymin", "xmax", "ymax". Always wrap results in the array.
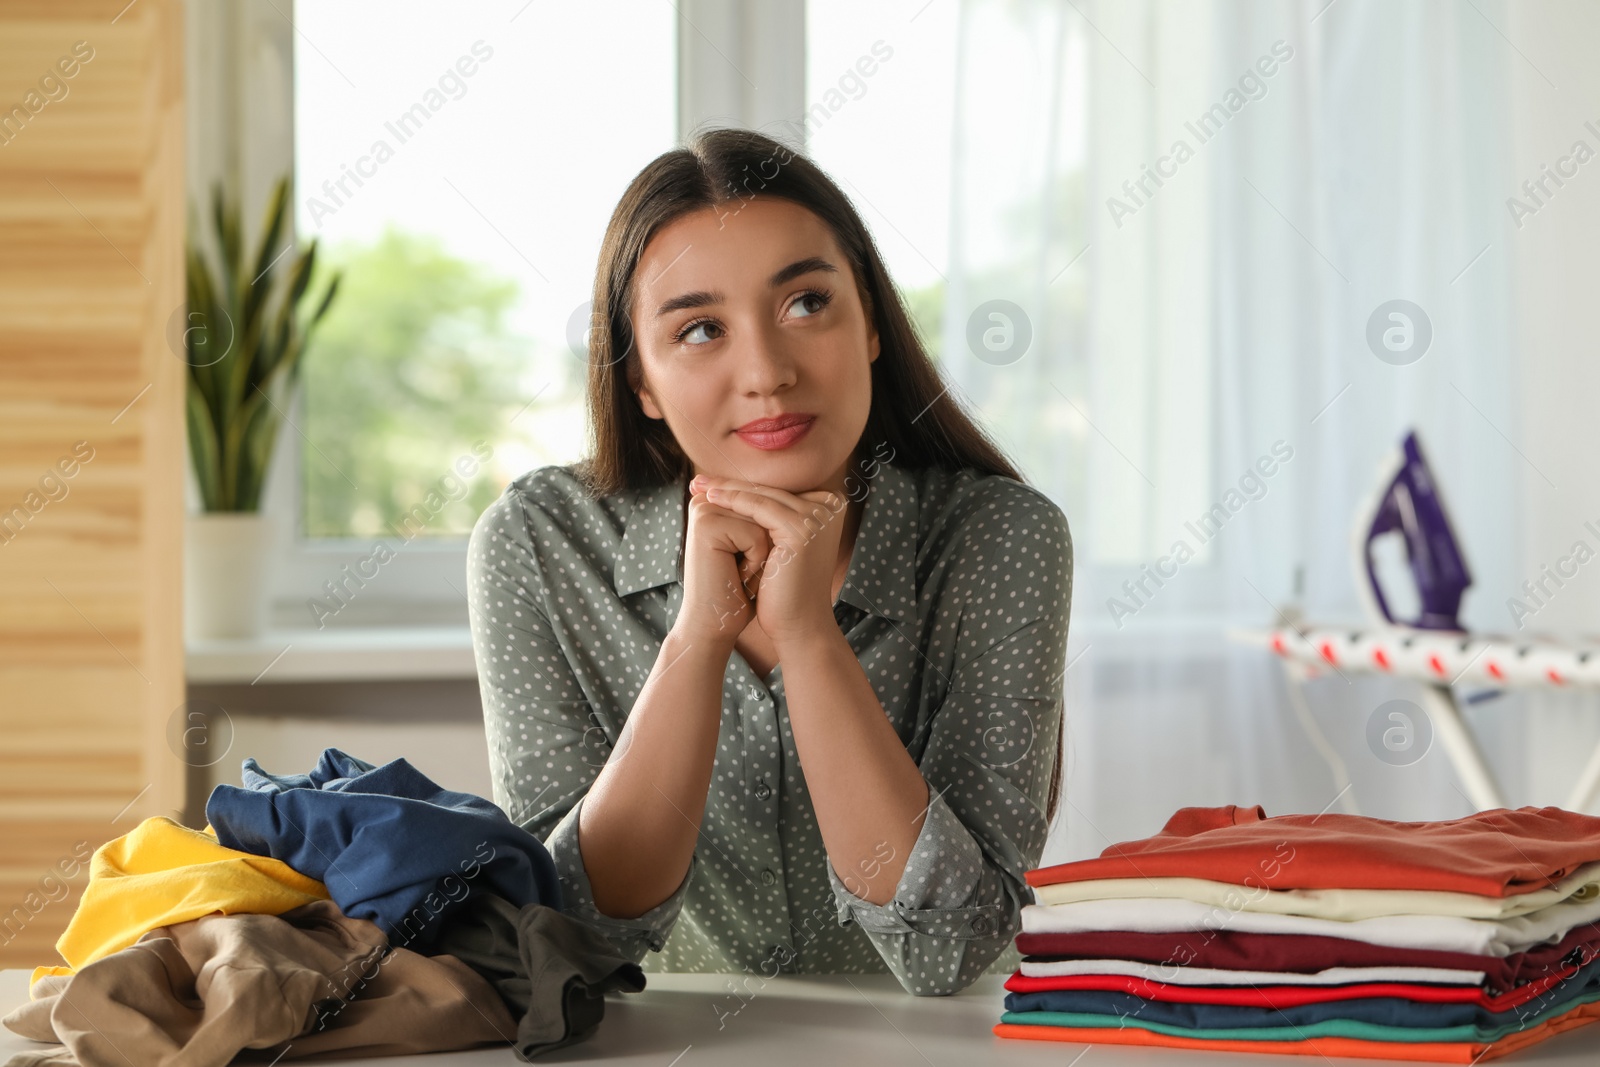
[{"xmin": 735, "ymin": 416, "xmax": 816, "ymax": 450}]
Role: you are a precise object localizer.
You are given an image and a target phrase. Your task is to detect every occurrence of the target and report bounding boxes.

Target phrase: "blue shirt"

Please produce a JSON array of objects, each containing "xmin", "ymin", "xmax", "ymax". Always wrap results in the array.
[
  {"xmin": 465, "ymin": 456, "xmax": 1073, "ymax": 995},
  {"xmin": 206, "ymin": 747, "xmax": 564, "ymax": 953}
]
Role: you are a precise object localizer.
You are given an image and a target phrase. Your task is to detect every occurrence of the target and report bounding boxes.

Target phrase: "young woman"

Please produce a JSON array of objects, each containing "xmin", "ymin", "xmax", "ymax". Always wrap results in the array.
[{"xmin": 466, "ymin": 128, "xmax": 1073, "ymax": 997}]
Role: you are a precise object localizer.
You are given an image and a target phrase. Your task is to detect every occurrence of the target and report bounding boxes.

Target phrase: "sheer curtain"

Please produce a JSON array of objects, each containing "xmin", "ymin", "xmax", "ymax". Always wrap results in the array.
[{"xmin": 940, "ymin": 0, "xmax": 1526, "ymax": 863}]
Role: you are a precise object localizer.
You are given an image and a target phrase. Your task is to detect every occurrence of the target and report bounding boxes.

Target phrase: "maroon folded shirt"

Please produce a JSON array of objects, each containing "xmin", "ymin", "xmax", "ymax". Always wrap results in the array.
[
  {"xmin": 1016, "ymin": 921, "xmax": 1600, "ymax": 996},
  {"xmin": 1025, "ymin": 804, "xmax": 1600, "ymax": 896}
]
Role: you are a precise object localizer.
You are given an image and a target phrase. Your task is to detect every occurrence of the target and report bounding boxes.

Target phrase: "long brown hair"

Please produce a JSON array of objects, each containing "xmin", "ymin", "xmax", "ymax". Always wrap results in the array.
[{"xmin": 572, "ymin": 126, "xmax": 1063, "ymax": 827}]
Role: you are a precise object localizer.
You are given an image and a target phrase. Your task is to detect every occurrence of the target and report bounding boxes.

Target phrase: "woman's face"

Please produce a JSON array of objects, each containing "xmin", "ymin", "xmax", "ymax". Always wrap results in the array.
[{"xmin": 628, "ymin": 196, "xmax": 880, "ymax": 492}]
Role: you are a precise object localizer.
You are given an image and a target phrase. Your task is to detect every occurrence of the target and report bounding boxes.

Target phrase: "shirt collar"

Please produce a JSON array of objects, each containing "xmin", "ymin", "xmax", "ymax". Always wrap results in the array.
[{"xmin": 611, "ymin": 459, "xmax": 918, "ymax": 623}]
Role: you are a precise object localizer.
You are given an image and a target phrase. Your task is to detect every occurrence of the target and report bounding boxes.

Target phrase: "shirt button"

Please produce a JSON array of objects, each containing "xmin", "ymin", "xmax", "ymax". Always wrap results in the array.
[
  {"xmin": 753, "ymin": 779, "xmax": 772, "ymax": 800},
  {"xmin": 971, "ymin": 915, "xmax": 992, "ymax": 935},
  {"xmin": 761, "ymin": 867, "xmax": 778, "ymax": 886}
]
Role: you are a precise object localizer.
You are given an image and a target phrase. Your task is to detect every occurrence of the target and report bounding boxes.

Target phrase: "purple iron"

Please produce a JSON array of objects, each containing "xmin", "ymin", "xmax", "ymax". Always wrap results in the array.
[{"xmin": 1353, "ymin": 430, "xmax": 1473, "ymax": 631}]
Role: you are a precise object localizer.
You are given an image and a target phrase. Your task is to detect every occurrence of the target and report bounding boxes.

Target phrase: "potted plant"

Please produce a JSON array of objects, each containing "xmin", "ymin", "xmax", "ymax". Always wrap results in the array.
[{"xmin": 182, "ymin": 175, "xmax": 340, "ymax": 639}]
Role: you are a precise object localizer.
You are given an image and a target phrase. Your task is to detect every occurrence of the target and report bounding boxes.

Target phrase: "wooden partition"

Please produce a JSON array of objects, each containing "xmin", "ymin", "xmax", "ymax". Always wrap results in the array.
[{"xmin": 0, "ymin": 0, "xmax": 186, "ymax": 967}]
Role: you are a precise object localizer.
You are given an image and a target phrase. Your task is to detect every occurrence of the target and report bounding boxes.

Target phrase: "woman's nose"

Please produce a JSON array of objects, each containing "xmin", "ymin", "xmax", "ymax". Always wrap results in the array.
[{"xmin": 733, "ymin": 326, "xmax": 797, "ymax": 391}]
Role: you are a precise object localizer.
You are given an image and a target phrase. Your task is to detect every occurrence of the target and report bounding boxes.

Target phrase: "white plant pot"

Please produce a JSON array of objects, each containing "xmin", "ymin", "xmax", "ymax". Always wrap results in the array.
[{"xmin": 185, "ymin": 512, "xmax": 275, "ymax": 640}]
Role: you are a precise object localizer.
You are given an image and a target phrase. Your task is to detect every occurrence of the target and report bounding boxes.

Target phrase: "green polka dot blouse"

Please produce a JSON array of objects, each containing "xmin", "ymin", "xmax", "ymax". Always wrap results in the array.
[{"xmin": 465, "ymin": 455, "xmax": 1073, "ymax": 996}]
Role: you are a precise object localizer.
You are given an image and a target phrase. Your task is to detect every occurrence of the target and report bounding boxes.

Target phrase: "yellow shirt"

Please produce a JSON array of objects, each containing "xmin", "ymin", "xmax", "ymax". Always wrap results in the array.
[{"xmin": 32, "ymin": 816, "xmax": 327, "ymax": 987}]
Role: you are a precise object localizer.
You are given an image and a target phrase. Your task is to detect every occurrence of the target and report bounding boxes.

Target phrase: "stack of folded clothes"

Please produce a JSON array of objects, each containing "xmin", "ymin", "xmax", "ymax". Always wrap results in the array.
[
  {"xmin": 4, "ymin": 748, "xmax": 644, "ymax": 1067},
  {"xmin": 993, "ymin": 804, "xmax": 1600, "ymax": 1062}
]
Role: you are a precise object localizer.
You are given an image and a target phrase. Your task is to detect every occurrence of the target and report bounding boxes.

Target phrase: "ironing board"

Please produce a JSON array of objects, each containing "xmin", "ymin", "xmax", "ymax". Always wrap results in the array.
[{"xmin": 1228, "ymin": 623, "xmax": 1600, "ymax": 814}]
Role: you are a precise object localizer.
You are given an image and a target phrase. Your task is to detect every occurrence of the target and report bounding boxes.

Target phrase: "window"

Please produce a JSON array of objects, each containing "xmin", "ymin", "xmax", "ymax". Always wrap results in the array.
[
  {"xmin": 804, "ymin": 0, "xmax": 960, "ymax": 361},
  {"xmin": 258, "ymin": 1, "xmax": 1094, "ymax": 630},
  {"xmin": 263, "ymin": 0, "xmax": 677, "ymax": 626},
  {"xmin": 805, "ymin": 0, "xmax": 1091, "ymax": 555}
]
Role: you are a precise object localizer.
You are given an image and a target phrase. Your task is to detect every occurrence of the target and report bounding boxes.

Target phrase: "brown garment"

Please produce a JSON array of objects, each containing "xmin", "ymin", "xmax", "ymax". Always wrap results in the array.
[{"xmin": 3, "ymin": 900, "xmax": 516, "ymax": 1067}]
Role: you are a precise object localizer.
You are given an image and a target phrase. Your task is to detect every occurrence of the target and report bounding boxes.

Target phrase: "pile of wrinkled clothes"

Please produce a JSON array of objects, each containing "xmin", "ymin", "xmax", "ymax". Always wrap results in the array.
[{"xmin": 4, "ymin": 748, "xmax": 643, "ymax": 1066}]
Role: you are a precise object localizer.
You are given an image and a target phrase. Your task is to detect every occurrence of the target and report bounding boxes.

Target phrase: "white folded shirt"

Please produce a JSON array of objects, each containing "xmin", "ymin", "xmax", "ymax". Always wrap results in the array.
[
  {"xmin": 1029, "ymin": 860, "xmax": 1600, "ymax": 920},
  {"xmin": 1017, "ymin": 956, "xmax": 1487, "ymax": 987},
  {"xmin": 1019, "ymin": 889, "xmax": 1600, "ymax": 957}
]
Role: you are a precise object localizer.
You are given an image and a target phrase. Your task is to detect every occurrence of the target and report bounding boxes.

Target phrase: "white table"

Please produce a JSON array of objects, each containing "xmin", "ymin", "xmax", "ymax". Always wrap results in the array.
[{"xmin": 7, "ymin": 969, "xmax": 1600, "ymax": 1065}]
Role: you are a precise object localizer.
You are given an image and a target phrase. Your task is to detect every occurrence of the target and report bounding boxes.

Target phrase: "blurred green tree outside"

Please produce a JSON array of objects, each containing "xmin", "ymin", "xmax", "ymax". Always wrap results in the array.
[{"xmin": 300, "ymin": 225, "xmax": 532, "ymax": 539}]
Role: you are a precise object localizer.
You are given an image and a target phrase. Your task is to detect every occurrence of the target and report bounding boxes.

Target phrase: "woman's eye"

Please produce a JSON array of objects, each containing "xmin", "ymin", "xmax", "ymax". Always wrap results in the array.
[
  {"xmin": 678, "ymin": 320, "xmax": 722, "ymax": 345},
  {"xmin": 790, "ymin": 291, "xmax": 831, "ymax": 319}
]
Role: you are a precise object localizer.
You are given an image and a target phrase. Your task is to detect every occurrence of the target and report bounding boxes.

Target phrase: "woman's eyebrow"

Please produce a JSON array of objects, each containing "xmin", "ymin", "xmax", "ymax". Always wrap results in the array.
[{"xmin": 653, "ymin": 256, "xmax": 840, "ymax": 318}]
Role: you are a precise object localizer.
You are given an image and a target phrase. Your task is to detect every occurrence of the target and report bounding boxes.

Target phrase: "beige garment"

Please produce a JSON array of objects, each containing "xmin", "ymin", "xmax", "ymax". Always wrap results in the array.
[
  {"xmin": 3, "ymin": 900, "xmax": 515, "ymax": 1067},
  {"xmin": 1030, "ymin": 859, "xmax": 1600, "ymax": 919},
  {"xmin": 267, "ymin": 949, "xmax": 516, "ymax": 1060}
]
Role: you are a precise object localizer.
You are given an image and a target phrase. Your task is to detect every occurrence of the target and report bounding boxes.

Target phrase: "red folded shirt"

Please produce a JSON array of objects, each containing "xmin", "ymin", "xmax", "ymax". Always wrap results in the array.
[
  {"xmin": 1003, "ymin": 967, "xmax": 1583, "ymax": 1014},
  {"xmin": 1014, "ymin": 922, "xmax": 1600, "ymax": 996},
  {"xmin": 1025, "ymin": 804, "xmax": 1600, "ymax": 896}
]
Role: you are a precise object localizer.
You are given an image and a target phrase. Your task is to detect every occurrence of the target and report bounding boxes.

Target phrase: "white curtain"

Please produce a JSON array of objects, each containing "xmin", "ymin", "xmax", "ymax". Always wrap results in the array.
[{"xmin": 941, "ymin": 0, "xmax": 1540, "ymax": 863}]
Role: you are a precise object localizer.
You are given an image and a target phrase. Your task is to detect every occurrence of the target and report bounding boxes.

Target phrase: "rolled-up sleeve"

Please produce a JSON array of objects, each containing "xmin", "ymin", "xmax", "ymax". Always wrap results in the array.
[
  {"xmin": 826, "ymin": 488, "xmax": 1073, "ymax": 996},
  {"xmin": 466, "ymin": 485, "xmax": 693, "ymax": 966},
  {"xmin": 541, "ymin": 794, "xmax": 694, "ymax": 963}
]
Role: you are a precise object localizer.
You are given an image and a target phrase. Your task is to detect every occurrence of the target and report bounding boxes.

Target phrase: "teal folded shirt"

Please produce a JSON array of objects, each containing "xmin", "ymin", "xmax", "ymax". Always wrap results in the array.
[
  {"xmin": 1000, "ymin": 984, "xmax": 1600, "ymax": 1044},
  {"xmin": 1005, "ymin": 954, "xmax": 1600, "ymax": 1033}
]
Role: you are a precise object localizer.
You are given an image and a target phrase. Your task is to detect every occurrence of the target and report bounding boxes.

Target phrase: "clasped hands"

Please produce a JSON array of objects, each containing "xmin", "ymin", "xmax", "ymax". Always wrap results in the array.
[{"xmin": 689, "ymin": 472, "xmax": 848, "ymax": 645}]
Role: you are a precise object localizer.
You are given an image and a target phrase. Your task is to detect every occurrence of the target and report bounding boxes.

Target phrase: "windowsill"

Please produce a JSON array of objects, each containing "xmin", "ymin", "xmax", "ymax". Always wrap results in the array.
[
  {"xmin": 180, "ymin": 611, "xmax": 1328, "ymax": 685},
  {"xmin": 186, "ymin": 624, "xmax": 476, "ymax": 684}
]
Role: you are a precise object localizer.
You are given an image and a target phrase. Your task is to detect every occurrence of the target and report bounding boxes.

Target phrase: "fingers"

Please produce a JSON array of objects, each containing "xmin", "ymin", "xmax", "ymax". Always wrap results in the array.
[
  {"xmin": 797, "ymin": 488, "xmax": 847, "ymax": 514},
  {"xmin": 738, "ymin": 550, "xmax": 766, "ymax": 603},
  {"xmin": 690, "ymin": 487, "xmax": 771, "ymax": 593},
  {"xmin": 736, "ymin": 534, "xmax": 770, "ymax": 600},
  {"xmin": 691, "ymin": 474, "xmax": 843, "ymax": 516},
  {"xmin": 701, "ymin": 482, "xmax": 840, "ymax": 542}
]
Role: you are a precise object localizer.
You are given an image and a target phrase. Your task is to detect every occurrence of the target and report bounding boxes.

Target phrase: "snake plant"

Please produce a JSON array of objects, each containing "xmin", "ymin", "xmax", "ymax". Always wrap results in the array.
[{"xmin": 184, "ymin": 175, "xmax": 341, "ymax": 512}]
